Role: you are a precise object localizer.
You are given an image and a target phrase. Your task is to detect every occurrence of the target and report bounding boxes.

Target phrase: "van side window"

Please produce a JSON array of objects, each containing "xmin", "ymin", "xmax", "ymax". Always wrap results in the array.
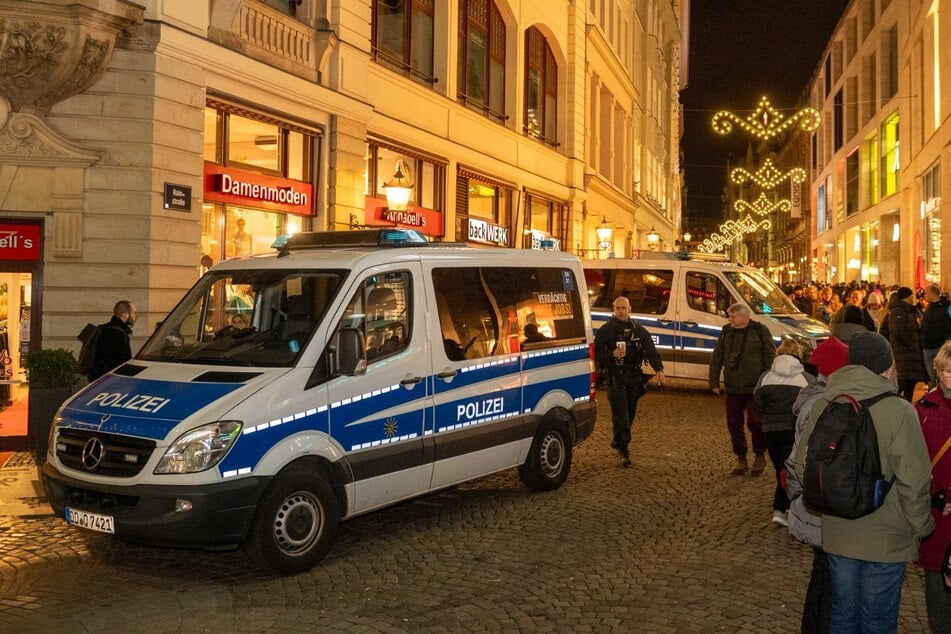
[
  {"xmin": 339, "ymin": 272, "xmax": 411, "ymax": 363},
  {"xmin": 612, "ymin": 270, "xmax": 673, "ymax": 315},
  {"xmin": 433, "ymin": 268, "xmax": 498, "ymax": 361},
  {"xmin": 481, "ymin": 268, "xmax": 586, "ymax": 349},
  {"xmin": 433, "ymin": 267, "xmax": 586, "ymax": 360},
  {"xmin": 685, "ymin": 272, "xmax": 733, "ymax": 316}
]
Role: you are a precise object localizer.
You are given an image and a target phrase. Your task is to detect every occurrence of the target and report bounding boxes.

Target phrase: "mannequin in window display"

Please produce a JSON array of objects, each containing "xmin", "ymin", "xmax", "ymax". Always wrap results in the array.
[{"xmin": 232, "ymin": 218, "xmax": 253, "ymax": 256}]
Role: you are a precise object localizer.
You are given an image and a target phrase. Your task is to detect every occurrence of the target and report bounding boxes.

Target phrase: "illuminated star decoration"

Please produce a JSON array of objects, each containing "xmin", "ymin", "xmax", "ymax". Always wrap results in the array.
[
  {"xmin": 712, "ymin": 97, "xmax": 821, "ymax": 140},
  {"xmin": 384, "ymin": 417, "xmax": 398, "ymax": 438},
  {"xmin": 697, "ymin": 217, "xmax": 771, "ymax": 253},
  {"xmin": 733, "ymin": 193, "xmax": 792, "ymax": 217},
  {"xmin": 730, "ymin": 158, "xmax": 808, "ymax": 190}
]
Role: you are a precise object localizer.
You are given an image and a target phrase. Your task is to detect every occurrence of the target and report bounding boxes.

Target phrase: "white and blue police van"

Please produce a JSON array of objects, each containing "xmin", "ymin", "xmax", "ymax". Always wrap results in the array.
[
  {"xmin": 583, "ymin": 252, "xmax": 829, "ymax": 381},
  {"xmin": 41, "ymin": 229, "xmax": 596, "ymax": 574}
]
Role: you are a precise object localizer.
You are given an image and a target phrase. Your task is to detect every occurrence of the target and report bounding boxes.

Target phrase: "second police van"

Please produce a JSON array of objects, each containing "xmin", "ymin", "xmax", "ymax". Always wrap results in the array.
[
  {"xmin": 41, "ymin": 229, "xmax": 596, "ymax": 574},
  {"xmin": 583, "ymin": 252, "xmax": 830, "ymax": 381}
]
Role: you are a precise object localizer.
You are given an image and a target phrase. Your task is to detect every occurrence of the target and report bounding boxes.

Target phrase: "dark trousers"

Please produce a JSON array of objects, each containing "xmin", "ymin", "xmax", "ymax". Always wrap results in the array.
[
  {"xmin": 897, "ymin": 379, "xmax": 918, "ymax": 402},
  {"xmin": 802, "ymin": 547, "xmax": 831, "ymax": 633},
  {"xmin": 724, "ymin": 391, "xmax": 766, "ymax": 457},
  {"xmin": 606, "ymin": 374, "xmax": 643, "ymax": 449},
  {"xmin": 765, "ymin": 429, "xmax": 795, "ymax": 512}
]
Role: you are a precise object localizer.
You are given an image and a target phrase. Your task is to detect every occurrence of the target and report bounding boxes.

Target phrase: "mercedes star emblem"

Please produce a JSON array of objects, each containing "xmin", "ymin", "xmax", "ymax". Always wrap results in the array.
[{"xmin": 82, "ymin": 437, "xmax": 105, "ymax": 470}]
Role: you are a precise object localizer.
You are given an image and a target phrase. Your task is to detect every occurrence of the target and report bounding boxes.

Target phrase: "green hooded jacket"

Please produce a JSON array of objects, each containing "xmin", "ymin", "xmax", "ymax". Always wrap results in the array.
[
  {"xmin": 708, "ymin": 321, "xmax": 775, "ymax": 393},
  {"xmin": 791, "ymin": 365, "xmax": 934, "ymax": 562}
]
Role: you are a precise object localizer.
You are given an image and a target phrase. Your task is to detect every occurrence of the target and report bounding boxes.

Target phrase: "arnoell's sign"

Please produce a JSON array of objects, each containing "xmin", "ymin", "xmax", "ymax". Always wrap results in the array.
[
  {"xmin": 363, "ymin": 196, "xmax": 444, "ymax": 237},
  {"xmin": 204, "ymin": 163, "xmax": 313, "ymax": 215},
  {"xmin": 0, "ymin": 222, "xmax": 41, "ymax": 261}
]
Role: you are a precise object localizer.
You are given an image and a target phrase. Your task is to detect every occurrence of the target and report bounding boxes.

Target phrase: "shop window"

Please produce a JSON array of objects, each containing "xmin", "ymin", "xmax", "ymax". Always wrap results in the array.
[
  {"xmin": 524, "ymin": 27, "xmax": 558, "ymax": 146},
  {"xmin": 525, "ymin": 194, "xmax": 564, "ymax": 247},
  {"xmin": 458, "ymin": 0, "xmax": 506, "ymax": 122},
  {"xmin": 200, "ymin": 203, "xmax": 293, "ymax": 267},
  {"xmin": 228, "ymin": 115, "xmax": 282, "ymax": 173},
  {"xmin": 880, "ymin": 113, "xmax": 899, "ymax": 197},
  {"xmin": 366, "ymin": 142, "xmax": 445, "ymax": 211},
  {"xmin": 685, "ymin": 272, "xmax": 730, "ymax": 317},
  {"xmin": 372, "ymin": 0, "xmax": 435, "ymax": 86},
  {"xmin": 465, "ymin": 175, "xmax": 511, "ymax": 226}
]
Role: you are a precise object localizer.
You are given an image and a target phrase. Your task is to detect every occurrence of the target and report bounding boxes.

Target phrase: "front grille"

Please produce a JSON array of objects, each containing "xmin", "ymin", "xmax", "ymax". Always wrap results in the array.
[{"xmin": 56, "ymin": 428, "xmax": 156, "ymax": 477}]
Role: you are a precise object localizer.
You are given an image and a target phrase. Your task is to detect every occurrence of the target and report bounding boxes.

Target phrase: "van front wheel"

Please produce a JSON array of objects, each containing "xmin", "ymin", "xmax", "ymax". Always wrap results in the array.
[
  {"xmin": 518, "ymin": 419, "xmax": 572, "ymax": 491},
  {"xmin": 243, "ymin": 467, "xmax": 339, "ymax": 575}
]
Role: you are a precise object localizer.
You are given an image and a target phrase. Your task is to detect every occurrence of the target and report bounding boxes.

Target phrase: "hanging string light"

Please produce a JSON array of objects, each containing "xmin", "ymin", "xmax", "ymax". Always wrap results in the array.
[
  {"xmin": 733, "ymin": 192, "xmax": 792, "ymax": 217},
  {"xmin": 729, "ymin": 158, "xmax": 808, "ymax": 190},
  {"xmin": 712, "ymin": 96, "xmax": 821, "ymax": 140},
  {"xmin": 697, "ymin": 216, "xmax": 771, "ymax": 253}
]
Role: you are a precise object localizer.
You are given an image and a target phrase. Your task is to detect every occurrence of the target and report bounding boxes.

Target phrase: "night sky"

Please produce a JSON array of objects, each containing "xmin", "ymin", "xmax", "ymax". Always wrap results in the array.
[{"xmin": 681, "ymin": 0, "xmax": 852, "ymax": 230}]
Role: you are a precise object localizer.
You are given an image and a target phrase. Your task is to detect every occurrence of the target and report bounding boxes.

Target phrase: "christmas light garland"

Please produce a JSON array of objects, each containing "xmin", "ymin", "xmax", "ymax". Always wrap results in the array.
[
  {"xmin": 729, "ymin": 158, "xmax": 807, "ymax": 190},
  {"xmin": 697, "ymin": 216, "xmax": 772, "ymax": 253},
  {"xmin": 712, "ymin": 97, "xmax": 821, "ymax": 140},
  {"xmin": 733, "ymin": 192, "xmax": 792, "ymax": 217}
]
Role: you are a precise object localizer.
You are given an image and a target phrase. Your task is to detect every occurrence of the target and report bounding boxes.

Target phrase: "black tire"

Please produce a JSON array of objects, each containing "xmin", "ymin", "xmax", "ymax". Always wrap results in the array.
[
  {"xmin": 518, "ymin": 419, "xmax": 572, "ymax": 491},
  {"xmin": 243, "ymin": 466, "xmax": 339, "ymax": 575}
]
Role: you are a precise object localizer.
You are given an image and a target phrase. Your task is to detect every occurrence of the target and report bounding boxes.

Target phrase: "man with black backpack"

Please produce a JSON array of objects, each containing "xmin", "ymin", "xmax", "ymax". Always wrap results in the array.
[
  {"xmin": 792, "ymin": 331, "xmax": 933, "ymax": 632},
  {"xmin": 79, "ymin": 301, "xmax": 137, "ymax": 381}
]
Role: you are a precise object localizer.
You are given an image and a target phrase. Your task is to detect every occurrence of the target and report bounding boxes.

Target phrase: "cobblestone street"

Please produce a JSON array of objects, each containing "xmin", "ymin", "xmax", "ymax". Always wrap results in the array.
[{"xmin": 0, "ymin": 381, "xmax": 931, "ymax": 632}]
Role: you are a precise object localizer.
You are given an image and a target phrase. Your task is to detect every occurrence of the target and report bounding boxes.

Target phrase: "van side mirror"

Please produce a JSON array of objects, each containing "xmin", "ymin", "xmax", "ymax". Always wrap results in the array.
[{"xmin": 333, "ymin": 327, "xmax": 366, "ymax": 376}]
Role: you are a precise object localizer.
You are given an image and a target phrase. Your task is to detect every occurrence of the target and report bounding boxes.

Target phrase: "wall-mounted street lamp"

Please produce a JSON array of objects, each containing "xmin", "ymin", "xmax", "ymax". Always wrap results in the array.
[
  {"xmin": 683, "ymin": 231, "xmax": 692, "ymax": 243},
  {"xmin": 383, "ymin": 159, "xmax": 413, "ymax": 211},
  {"xmin": 646, "ymin": 227, "xmax": 660, "ymax": 251},
  {"xmin": 596, "ymin": 217, "xmax": 613, "ymax": 249}
]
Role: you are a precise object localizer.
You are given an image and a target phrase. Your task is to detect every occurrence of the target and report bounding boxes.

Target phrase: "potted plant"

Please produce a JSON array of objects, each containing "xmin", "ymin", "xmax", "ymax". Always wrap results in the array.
[{"xmin": 25, "ymin": 348, "xmax": 80, "ymax": 464}]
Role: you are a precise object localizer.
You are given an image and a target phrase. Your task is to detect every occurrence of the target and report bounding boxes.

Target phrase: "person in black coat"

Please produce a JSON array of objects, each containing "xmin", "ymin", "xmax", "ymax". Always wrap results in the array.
[
  {"xmin": 920, "ymin": 284, "xmax": 951, "ymax": 386},
  {"xmin": 885, "ymin": 287, "xmax": 929, "ymax": 401},
  {"xmin": 594, "ymin": 296, "xmax": 665, "ymax": 466},
  {"xmin": 91, "ymin": 301, "xmax": 137, "ymax": 380}
]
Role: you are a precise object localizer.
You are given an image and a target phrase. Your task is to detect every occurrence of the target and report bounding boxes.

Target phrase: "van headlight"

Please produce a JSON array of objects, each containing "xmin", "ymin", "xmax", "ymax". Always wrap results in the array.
[{"xmin": 154, "ymin": 421, "xmax": 242, "ymax": 474}]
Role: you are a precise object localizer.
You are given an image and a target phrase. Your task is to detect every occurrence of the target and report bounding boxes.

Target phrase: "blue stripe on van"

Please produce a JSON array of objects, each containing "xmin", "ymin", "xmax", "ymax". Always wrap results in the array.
[{"xmin": 59, "ymin": 375, "xmax": 242, "ymax": 441}]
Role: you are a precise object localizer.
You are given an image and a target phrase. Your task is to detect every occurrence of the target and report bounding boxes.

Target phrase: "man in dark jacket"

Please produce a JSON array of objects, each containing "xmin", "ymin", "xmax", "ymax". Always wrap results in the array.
[
  {"xmin": 920, "ymin": 284, "xmax": 951, "ymax": 386},
  {"xmin": 886, "ymin": 287, "xmax": 929, "ymax": 401},
  {"xmin": 710, "ymin": 302, "xmax": 776, "ymax": 475},
  {"xmin": 91, "ymin": 300, "xmax": 137, "ymax": 380},
  {"xmin": 594, "ymin": 296, "xmax": 665, "ymax": 467}
]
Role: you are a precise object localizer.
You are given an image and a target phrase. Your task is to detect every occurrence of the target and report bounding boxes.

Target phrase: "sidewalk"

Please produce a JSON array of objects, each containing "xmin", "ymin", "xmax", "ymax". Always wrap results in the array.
[{"xmin": 0, "ymin": 451, "xmax": 52, "ymax": 519}]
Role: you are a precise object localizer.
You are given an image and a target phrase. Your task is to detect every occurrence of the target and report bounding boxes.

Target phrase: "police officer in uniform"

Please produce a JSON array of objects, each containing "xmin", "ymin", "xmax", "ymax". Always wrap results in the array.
[{"xmin": 594, "ymin": 296, "xmax": 665, "ymax": 466}]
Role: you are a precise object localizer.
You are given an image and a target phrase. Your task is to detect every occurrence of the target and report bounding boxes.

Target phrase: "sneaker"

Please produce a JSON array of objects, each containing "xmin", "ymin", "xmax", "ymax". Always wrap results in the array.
[
  {"xmin": 731, "ymin": 455, "xmax": 748, "ymax": 475},
  {"xmin": 771, "ymin": 510, "xmax": 788, "ymax": 527},
  {"xmin": 751, "ymin": 453, "xmax": 767, "ymax": 476}
]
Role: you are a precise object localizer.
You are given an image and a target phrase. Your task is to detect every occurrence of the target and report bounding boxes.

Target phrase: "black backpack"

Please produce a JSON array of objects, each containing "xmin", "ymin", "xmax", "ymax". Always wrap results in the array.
[
  {"xmin": 77, "ymin": 323, "xmax": 103, "ymax": 379},
  {"xmin": 803, "ymin": 392, "xmax": 897, "ymax": 519}
]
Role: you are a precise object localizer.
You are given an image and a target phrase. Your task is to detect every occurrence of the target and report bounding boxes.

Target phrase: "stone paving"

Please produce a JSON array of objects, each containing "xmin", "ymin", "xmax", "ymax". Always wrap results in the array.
[{"xmin": 0, "ymin": 381, "xmax": 932, "ymax": 632}]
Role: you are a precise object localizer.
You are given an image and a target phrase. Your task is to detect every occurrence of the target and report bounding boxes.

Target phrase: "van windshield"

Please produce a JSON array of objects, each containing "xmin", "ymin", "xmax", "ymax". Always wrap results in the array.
[
  {"xmin": 725, "ymin": 270, "xmax": 801, "ymax": 316},
  {"xmin": 138, "ymin": 269, "xmax": 345, "ymax": 367}
]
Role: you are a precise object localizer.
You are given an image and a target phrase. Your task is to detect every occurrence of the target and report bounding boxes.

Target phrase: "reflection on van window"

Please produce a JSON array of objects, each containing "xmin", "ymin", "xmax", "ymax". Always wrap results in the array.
[
  {"xmin": 584, "ymin": 269, "xmax": 673, "ymax": 315},
  {"xmin": 138, "ymin": 270, "xmax": 345, "ymax": 367},
  {"xmin": 685, "ymin": 272, "xmax": 733, "ymax": 316},
  {"xmin": 726, "ymin": 270, "xmax": 800, "ymax": 315},
  {"xmin": 338, "ymin": 272, "xmax": 411, "ymax": 363},
  {"xmin": 433, "ymin": 267, "xmax": 586, "ymax": 361}
]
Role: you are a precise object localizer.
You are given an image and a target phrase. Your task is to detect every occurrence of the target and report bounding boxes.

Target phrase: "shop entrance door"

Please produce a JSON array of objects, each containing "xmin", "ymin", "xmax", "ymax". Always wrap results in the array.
[{"xmin": 0, "ymin": 272, "xmax": 32, "ymax": 439}]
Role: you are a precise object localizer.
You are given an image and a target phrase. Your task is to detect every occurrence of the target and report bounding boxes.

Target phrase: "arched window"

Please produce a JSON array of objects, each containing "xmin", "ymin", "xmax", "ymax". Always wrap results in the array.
[
  {"xmin": 457, "ymin": 0, "xmax": 506, "ymax": 122},
  {"xmin": 524, "ymin": 27, "xmax": 557, "ymax": 145},
  {"xmin": 372, "ymin": 0, "xmax": 435, "ymax": 86}
]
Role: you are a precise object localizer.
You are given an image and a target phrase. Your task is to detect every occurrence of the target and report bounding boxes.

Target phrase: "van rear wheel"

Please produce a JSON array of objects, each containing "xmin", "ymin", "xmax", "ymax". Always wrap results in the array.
[
  {"xmin": 243, "ymin": 467, "xmax": 338, "ymax": 575},
  {"xmin": 518, "ymin": 419, "xmax": 572, "ymax": 491}
]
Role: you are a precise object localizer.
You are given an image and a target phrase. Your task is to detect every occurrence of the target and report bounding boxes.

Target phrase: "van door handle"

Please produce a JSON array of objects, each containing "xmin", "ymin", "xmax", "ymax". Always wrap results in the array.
[
  {"xmin": 658, "ymin": 319, "xmax": 673, "ymax": 326},
  {"xmin": 400, "ymin": 376, "xmax": 423, "ymax": 385},
  {"xmin": 682, "ymin": 320, "xmax": 698, "ymax": 327},
  {"xmin": 436, "ymin": 370, "xmax": 458, "ymax": 379}
]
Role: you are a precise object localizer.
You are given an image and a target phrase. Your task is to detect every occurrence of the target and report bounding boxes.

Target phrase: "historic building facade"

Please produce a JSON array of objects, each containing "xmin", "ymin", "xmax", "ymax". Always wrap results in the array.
[
  {"xmin": 0, "ymin": 0, "xmax": 686, "ymax": 399},
  {"xmin": 807, "ymin": 0, "xmax": 949, "ymax": 287}
]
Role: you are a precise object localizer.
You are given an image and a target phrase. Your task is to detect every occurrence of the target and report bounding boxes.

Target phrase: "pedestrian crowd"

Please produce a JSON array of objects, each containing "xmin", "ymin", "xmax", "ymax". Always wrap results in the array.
[{"xmin": 714, "ymin": 281, "xmax": 951, "ymax": 633}]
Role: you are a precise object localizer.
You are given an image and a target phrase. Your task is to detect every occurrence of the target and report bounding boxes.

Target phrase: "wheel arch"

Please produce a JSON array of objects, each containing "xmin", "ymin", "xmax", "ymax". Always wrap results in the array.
[{"xmin": 253, "ymin": 433, "xmax": 350, "ymax": 518}]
